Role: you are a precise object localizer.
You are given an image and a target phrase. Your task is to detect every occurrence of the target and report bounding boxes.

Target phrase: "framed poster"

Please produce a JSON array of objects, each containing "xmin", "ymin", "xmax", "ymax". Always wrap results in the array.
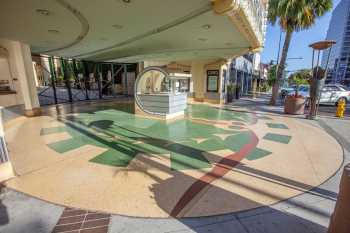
[{"xmin": 207, "ymin": 70, "xmax": 219, "ymax": 92}]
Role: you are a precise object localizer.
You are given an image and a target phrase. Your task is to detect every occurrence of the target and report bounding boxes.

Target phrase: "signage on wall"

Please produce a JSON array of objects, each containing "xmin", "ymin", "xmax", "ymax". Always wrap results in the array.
[{"xmin": 207, "ymin": 70, "xmax": 219, "ymax": 92}]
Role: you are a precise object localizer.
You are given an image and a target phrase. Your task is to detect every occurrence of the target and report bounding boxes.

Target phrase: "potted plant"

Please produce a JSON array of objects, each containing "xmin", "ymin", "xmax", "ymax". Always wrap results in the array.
[{"xmin": 284, "ymin": 70, "xmax": 310, "ymax": 115}]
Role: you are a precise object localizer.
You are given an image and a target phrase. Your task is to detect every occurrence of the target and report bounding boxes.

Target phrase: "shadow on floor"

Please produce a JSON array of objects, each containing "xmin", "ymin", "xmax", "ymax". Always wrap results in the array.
[
  {"xmin": 58, "ymin": 114, "xmax": 337, "ymax": 220},
  {"xmin": 124, "ymin": 152, "xmax": 329, "ymax": 232},
  {"xmin": 4, "ymin": 98, "xmax": 335, "ymax": 232},
  {"xmin": 0, "ymin": 201, "xmax": 8, "ymax": 226}
]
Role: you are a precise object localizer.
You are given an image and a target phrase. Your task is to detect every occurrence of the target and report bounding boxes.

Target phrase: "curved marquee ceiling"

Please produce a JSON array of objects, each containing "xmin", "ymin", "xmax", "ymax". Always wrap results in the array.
[{"xmin": 0, "ymin": 0, "xmax": 253, "ymax": 62}]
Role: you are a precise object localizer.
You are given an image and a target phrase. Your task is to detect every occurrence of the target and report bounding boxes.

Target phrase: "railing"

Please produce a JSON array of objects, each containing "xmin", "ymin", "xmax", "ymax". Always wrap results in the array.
[
  {"xmin": 238, "ymin": 0, "xmax": 268, "ymax": 44},
  {"xmin": 0, "ymin": 106, "xmax": 10, "ymax": 164}
]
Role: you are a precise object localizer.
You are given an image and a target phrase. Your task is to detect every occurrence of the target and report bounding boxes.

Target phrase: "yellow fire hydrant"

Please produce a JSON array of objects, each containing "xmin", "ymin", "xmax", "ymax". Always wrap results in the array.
[{"xmin": 336, "ymin": 98, "xmax": 346, "ymax": 118}]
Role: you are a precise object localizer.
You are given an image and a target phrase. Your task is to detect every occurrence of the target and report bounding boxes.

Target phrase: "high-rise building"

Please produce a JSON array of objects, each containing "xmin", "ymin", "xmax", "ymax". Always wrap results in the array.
[{"xmin": 322, "ymin": 0, "xmax": 350, "ymax": 86}]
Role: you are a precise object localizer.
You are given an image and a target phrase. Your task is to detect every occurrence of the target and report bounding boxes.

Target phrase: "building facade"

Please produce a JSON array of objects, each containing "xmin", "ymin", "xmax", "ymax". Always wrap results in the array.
[
  {"xmin": 322, "ymin": 0, "xmax": 350, "ymax": 86},
  {"xmin": 229, "ymin": 53, "xmax": 263, "ymax": 95},
  {"xmin": 0, "ymin": 0, "xmax": 268, "ymax": 111}
]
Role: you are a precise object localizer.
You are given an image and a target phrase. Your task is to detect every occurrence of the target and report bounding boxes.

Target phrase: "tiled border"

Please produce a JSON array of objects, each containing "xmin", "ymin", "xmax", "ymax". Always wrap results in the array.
[{"xmin": 52, "ymin": 208, "xmax": 110, "ymax": 233}]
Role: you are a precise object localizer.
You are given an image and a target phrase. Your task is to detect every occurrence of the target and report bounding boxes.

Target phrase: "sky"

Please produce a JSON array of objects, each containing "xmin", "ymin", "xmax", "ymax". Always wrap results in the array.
[{"xmin": 261, "ymin": 0, "xmax": 341, "ymax": 73}]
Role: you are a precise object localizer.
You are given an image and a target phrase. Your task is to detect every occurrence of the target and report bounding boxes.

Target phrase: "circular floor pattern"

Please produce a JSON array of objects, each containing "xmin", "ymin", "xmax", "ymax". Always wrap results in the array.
[{"xmin": 4, "ymin": 103, "xmax": 343, "ymax": 218}]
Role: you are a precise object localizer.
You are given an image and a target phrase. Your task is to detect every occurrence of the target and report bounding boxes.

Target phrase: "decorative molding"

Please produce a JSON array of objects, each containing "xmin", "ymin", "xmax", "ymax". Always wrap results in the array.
[
  {"xmin": 204, "ymin": 58, "xmax": 228, "ymax": 68},
  {"xmin": 105, "ymin": 47, "xmax": 249, "ymax": 63},
  {"xmin": 213, "ymin": 0, "xmax": 239, "ymax": 14},
  {"xmin": 213, "ymin": 0, "xmax": 267, "ymax": 51},
  {"xmin": 0, "ymin": 47, "xmax": 9, "ymax": 58},
  {"xmin": 39, "ymin": 0, "xmax": 90, "ymax": 54}
]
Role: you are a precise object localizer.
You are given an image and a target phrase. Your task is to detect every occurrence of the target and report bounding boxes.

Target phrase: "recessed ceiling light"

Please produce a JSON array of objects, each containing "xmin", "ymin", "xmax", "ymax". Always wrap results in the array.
[
  {"xmin": 48, "ymin": 29, "xmax": 60, "ymax": 34},
  {"xmin": 198, "ymin": 38, "xmax": 207, "ymax": 42},
  {"xmin": 36, "ymin": 9, "xmax": 50, "ymax": 16},
  {"xmin": 112, "ymin": 24, "xmax": 123, "ymax": 29},
  {"xmin": 202, "ymin": 24, "xmax": 211, "ymax": 30}
]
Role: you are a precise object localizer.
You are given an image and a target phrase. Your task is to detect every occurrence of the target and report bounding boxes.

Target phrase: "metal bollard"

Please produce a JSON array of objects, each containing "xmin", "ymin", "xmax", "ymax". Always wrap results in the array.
[
  {"xmin": 328, "ymin": 164, "xmax": 350, "ymax": 233},
  {"xmin": 336, "ymin": 99, "xmax": 346, "ymax": 118}
]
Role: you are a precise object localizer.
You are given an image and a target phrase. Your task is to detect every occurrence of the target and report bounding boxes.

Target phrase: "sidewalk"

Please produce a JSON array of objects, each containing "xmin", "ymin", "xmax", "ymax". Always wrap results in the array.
[{"xmin": 0, "ymin": 96, "xmax": 349, "ymax": 233}]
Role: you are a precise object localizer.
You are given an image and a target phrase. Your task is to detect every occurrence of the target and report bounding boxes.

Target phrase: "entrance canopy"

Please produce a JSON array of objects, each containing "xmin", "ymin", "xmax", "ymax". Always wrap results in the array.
[{"xmin": 0, "ymin": 0, "xmax": 267, "ymax": 62}]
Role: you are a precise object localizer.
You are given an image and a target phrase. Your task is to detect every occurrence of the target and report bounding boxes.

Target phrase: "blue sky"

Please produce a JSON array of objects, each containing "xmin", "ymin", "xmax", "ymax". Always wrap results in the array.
[{"xmin": 261, "ymin": 0, "xmax": 341, "ymax": 73}]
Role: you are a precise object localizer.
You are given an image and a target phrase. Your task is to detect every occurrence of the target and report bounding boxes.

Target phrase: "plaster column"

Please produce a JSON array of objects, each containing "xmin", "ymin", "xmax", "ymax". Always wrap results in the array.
[
  {"xmin": 190, "ymin": 61, "xmax": 206, "ymax": 102},
  {"xmin": 11, "ymin": 41, "xmax": 41, "ymax": 116},
  {"xmin": 137, "ymin": 62, "xmax": 144, "ymax": 74}
]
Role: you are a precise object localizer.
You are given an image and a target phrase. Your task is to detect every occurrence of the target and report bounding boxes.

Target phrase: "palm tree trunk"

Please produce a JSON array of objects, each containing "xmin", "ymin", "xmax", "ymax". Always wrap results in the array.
[{"xmin": 270, "ymin": 30, "xmax": 293, "ymax": 105}]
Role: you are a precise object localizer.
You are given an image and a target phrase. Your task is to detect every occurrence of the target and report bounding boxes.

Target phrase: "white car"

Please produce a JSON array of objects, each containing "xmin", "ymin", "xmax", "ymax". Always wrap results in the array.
[
  {"xmin": 289, "ymin": 84, "xmax": 350, "ymax": 106},
  {"xmin": 319, "ymin": 84, "xmax": 350, "ymax": 105}
]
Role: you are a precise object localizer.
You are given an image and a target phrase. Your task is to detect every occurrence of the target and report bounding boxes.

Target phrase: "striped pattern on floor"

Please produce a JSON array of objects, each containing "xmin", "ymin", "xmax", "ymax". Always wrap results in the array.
[{"xmin": 52, "ymin": 208, "xmax": 110, "ymax": 233}]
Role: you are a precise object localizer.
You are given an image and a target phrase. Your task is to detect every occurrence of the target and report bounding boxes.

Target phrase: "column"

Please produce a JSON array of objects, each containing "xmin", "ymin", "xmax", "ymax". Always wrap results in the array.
[
  {"xmin": 137, "ymin": 62, "xmax": 144, "ymax": 74},
  {"xmin": 11, "ymin": 41, "xmax": 41, "ymax": 117},
  {"xmin": 190, "ymin": 61, "xmax": 206, "ymax": 102}
]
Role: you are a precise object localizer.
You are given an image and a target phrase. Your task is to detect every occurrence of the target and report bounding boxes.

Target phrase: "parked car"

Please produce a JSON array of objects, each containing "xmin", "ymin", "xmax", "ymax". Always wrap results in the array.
[
  {"xmin": 287, "ymin": 84, "xmax": 350, "ymax": 106},
  {"xmin": 296, "ymin": 85, "xmax": 310, "ymax": 98},
  {"xmin": 280, "ymin": 86, "xmax": 295, "ymax": 99},
  {"xmin": 285, "ymin": 85, "xmax": 309, "ymax": 97},
  {"xmin": 319, "ymin": 84, "xmax": 350, "ymax": 106}
]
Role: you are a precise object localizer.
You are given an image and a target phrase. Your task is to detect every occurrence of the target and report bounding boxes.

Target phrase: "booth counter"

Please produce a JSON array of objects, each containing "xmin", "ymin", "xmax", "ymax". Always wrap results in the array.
[{"xmin": 138, "ymin": 92, "xmax": 187, "ymax": 115}]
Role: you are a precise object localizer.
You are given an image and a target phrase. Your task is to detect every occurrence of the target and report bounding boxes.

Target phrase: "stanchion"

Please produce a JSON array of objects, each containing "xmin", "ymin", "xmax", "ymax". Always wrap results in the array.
[{"xmin": 308, "ymin": 40, "xmax": 336, "ymax": 119}]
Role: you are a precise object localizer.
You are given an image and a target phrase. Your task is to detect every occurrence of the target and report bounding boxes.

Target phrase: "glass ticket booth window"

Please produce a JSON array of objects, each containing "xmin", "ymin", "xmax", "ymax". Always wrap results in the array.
[{"xmin": 136, "ymin": 69, "xmax": 170, "ymax": 95}]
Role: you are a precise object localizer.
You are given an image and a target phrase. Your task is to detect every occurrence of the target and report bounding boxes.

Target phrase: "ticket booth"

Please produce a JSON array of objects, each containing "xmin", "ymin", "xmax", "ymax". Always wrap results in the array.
[{"xmin": 134, "ymin": 67, "xmax": 190, "ymax": 120}]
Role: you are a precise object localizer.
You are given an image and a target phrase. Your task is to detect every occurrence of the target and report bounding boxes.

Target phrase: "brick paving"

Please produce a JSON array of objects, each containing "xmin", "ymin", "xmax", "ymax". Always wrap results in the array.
[{"xmin": 52, "ymin": 208, "xmax": 110, "ymax": 233}]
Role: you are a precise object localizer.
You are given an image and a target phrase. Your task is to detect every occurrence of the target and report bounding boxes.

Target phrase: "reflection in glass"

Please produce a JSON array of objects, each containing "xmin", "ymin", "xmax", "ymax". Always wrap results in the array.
[{"xmin": 136, "ymin": 70, "xmax": 171, "ymax": 94}]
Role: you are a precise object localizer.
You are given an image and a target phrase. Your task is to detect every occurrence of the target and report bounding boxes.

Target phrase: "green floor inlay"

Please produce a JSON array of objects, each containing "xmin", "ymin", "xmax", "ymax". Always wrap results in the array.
[
  {"xmin": 246, "ymin": 148, "xmax": 272, "ymax": 161},
  {"xmin": 41, "ymin": 127, "xmax": 67, "ymax": 135},
  {"xmin": 224, "ymin": 132, "xmax": 253, "ymax": 152},
  {"xmin": 186, "ymin": 104, "xmax": 255, "ymax": 123},
  {"xmin": 266, "ymin": 123, "xmax": 289, "ymax": 129},
  {"xmin": 263, "ymin": 133, "xmax": 291, "ymax": 144},
  {"xmin": 89, "ymin": 146, "xmax": 139, "ymax": 167},
  {"xmin": 48, "ymin": 138, "xmax": 86, "ymax": 153},
  {"xmin": 43, "ymin": 103, "xmax": 275, "ymax": 169},
  {"xmin": 168, "ymin": 144, "xmax": 211, "ymax": 170},
  {"xmin": 183, "ymin": 137, "xmax": 228, "ymax": 152}
]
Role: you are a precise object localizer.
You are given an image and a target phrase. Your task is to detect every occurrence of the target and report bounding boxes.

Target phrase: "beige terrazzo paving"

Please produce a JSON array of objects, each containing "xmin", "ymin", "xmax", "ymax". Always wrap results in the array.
[{"xmin": 3, "ymin": 104, "xmax": 343, "ymax": 218}]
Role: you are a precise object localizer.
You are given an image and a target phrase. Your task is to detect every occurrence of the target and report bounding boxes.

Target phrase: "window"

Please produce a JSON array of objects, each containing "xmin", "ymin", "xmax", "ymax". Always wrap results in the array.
[
  {"xmin": 207, "ymin": 70, "xmax": 219, "ymax": 92},
  {"xmin": 327, "ymin": 86, "xmax": 340, "ymax": 91}
]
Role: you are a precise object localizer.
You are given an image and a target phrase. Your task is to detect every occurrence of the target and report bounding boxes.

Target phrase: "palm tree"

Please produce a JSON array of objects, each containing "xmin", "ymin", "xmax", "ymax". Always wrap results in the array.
[{"xmin": 268, "ymin": 0, "xmax": 333, "ymax": 105}]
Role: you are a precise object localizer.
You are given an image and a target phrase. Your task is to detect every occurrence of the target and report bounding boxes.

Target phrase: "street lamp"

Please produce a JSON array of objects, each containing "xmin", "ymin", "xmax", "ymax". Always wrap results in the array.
[
  {"xmin": 308, "ymin": 40, "xmax": 336, "ymax": 120},
  {"xmin": 270, "ymin": 57, "xmax": 303, "ymax": 64}
]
